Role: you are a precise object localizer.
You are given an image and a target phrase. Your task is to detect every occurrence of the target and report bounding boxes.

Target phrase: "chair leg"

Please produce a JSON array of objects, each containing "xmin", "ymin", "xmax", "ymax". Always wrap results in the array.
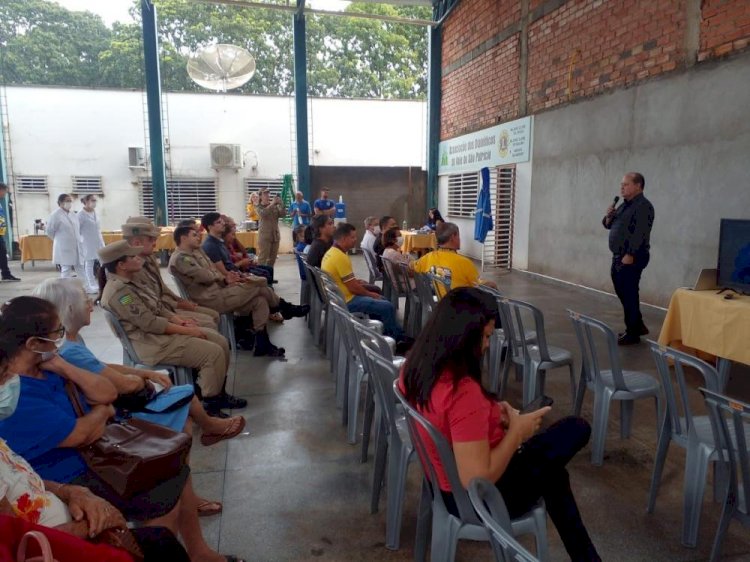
[
  {"xmin": 591, "ymin": 388, "xmax": 613, "ymax": 466},
  {"xmin": 531, "ymin": 506, "xmax": 549, "ymax": 562},
  {"xmin": 620, "ymin": 400, "xmax": 634, "ymax": 439},
  {"xmin": 573, "ymin": 366, "xmax": 587, "ymax": 417},
  {"xmin": 708, "ymin": 487, "xmax": 735, "ymax": 562},
  {"xmin": 385, "ymin": 443, "xmax": 411, "ymax": 550},
  {"xmin": 646, "ymin": 420, "xmax": 671, "ymax": 513},
  {"xmin": 347, "ymin": 369, "xmax": 365, "ymax": 444},
  {"xmin": 566, "ymin": 363, "xmax": 576, "ymax": 414},
  {"xmin": 361, "ymin": 381, "xmax": 375, "ymax": 461},
  {"xmin": 430, "ymin": 511, "xmax": 460, "ymax": 562},
  {"xmin": 681, "ymin": 445, "xmax": 713, "ymax": 547},
  {"xmin": 370, "ymin": 416, "xmax": 388, "ymax": 514},
  {"xmin": 522, "ymin": 362, "xmax": 538, "ymax": 408},
  {"xmin": 414, "ymin": 480, "xmax": 432, "ymax": 562}
]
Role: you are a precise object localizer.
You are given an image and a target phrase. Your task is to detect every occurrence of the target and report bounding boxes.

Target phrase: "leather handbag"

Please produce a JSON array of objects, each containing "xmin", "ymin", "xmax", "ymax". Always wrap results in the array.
[{"xmin": 65, "ymin": 382, "xmax": 192, "ymax": 500}]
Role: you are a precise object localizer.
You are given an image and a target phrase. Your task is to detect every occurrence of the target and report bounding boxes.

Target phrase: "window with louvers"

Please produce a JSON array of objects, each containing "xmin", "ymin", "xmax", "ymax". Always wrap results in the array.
[
  {"xmin": 446, "ymin": 172, "xmax": 479, "ymax": 218},
  {"xmin": 140, "ymin": 178, "xmax": 217, "ymax": 223},
  {"xmin": 71, "ymin": 176, "xmax": 103, "ymax": 194},
  {"xmin": 16, "ymin": 175, "xmax": 48, "ymax": 192},
  {"xmin": 245, "ymin": 178, "xmax": 283, "ymax": 203}
]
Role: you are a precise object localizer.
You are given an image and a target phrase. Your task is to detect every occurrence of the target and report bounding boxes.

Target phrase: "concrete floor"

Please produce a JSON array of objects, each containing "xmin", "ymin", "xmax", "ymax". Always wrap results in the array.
[{"xmin": 2, "ymin": 256, "xmax": 749, "ymax": 561}]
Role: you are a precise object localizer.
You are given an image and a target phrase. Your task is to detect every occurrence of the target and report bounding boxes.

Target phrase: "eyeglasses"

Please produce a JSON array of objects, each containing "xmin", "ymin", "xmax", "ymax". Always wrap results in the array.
[{"xmin": 34, "ymin": 326, "xmax": 65, "ymax": 343}]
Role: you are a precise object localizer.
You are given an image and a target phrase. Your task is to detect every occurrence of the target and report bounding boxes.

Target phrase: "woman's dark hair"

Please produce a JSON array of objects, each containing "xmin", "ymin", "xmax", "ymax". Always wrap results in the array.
[
  {"xmin": 293, "ymin": 225, "xmax": 306, "ymax": 242},
  {"xmin": 303, "ymin": 225, "xmax": 314, "ymax": 245},
  {"xmin": 402, "ymin": 287, "xmax": 498, "ymax": 408},
  {"xmin": 97, "ymin": 255, "xmax": 129, "ymax": 300},
  {"xmin": 80, "ymin": 194, "xmax": 96, "ymax": 205},
  {"xmin": 57, "ymin": 193, "xmax": 72, "ymax": 205},
  {"xmin": 382, "ymin": 227, "xmax": 400, "ymax": 248},
  {"xmin": 0, "ymin": 297, "xmax": 59, "ymax": 359},
  {"xmin": 429, "ymin": 208, "xmax": 445, "ymax": 224},
  {"xmin": 312, "ymin": 214, "xmax": 330, "ymax": 238}
]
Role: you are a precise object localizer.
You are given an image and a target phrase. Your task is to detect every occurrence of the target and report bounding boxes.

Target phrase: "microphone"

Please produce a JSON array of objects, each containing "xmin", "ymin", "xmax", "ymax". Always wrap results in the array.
[{"xmin": 612, "ymin": 196, "xmax": 620, "ymax": 206}]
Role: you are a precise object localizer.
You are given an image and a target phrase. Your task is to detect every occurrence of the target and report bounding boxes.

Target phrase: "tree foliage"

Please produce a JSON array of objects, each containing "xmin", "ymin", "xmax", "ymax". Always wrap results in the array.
[{"xmin": 0, "ymin": 0, "xmax": 430, "ymax": 99}]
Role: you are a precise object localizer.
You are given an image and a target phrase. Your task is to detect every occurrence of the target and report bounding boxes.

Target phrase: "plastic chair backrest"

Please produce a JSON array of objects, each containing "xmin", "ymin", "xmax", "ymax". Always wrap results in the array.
[
  {"xmin": 362, "ymin": 248, "xmax": 383, "ymax": 283},
  {"xmin": 700, "ymin": 388, "xmax": 750, "ymax": 517},
  {"xmin": 362, "ymin": 341, "xmax": 401, "ymax": 439},
  {"xmin": 393, "ymin": 380, "xmax": 482, "ymax": 526},
  {"xmin": 293, "ymin": 249, "xmax": 307, "ymax": 281},
  {"xmin": 428, "ymin": 272, "xmax": 451, "ymax": 300},
  {"xmin": 304, "ymin": 263, "xmax": 329, "ymax": 305},
  {"xmin": 101, "ymin": 308, "xmax": 140, "ymax": 364},
  {"xmin": 351, "ymin": 316, "xmax": 395, "ymax": 361},
  {"xmin": 502, "ymin": 297, "xmax": 550, "ymax": 363},
  {"xmin": 330, "ymin": 301, "xmax": 360, "ymax": 353},
  {"xmin": 382, "ymin": 256, "xmax": 410, "ymax": 296},
  {"xmin": 413, "ymin": 272, "xmax": 435, "ymax": 317},
  {"xmin": 648, "ymin": 342, "xmax": 720, "ymax": 439},
  {"xmin": 171, "ymin": 273, "xmax": 190, "ymax": 300},
  {"xmin": 567, "ymin": 310, "xmax": 628, "ymax": 391},
  {"xmin": 468, "ymin": 478, "xmax": 540, "ymax": 562}
]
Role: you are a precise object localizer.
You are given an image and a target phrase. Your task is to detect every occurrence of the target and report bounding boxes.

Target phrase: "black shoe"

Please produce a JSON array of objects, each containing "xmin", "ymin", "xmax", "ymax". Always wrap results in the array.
[
  {"xmin": 1, "ymin": 275, "xmax": 20, "ymax": 282},
  {"xmin": 395, "ymin": 337, "xmax": 415, "ymax": 356},
  {"xmin": 617, "ymin": 333, "xmax": 641, "ymax": 346},
  {"xmin": 253, "ymin": 328, "xmax": 286, "ymax": 358},
  {"xmin": 203, "ymin": 398, "xmax": 230, "ymax": 418},
  {"xmin": 237, "ymin": 334, "xmax": 255, "ymax": 351},
  {"xmin": 639, "ymin": 324, "xmax": 650, "ymax": 336},
  {"xmin": 219, "ymin": 393, "xmax": 247, "ymax": 410},
  {"xmin": 278, "ymin": 299, "xmax": 310, "ymax": 320}
]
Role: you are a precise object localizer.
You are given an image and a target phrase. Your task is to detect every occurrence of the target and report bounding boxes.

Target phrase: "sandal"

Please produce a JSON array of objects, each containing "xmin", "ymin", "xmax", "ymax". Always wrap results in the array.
[
  {"xmin": 200, "ymin": 416, "xmax": 247, "ymax": 447},
  {"xmin": 196, "ymin": 499, "xmax": 223, "ymax": 517}
]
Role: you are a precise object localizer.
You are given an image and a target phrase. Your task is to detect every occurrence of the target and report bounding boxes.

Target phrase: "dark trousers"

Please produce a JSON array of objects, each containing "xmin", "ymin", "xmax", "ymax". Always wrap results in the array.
[
  {"xmin": 0, "ymin": 236, "xmax": 10, "ymax": 277},
  {"xmin": 611, "ymin": 253, "xmax": 649, "ymax": 336},
  {"xmin": 443, "ymin": 417, "xmax": 599, "ymax": 561}
]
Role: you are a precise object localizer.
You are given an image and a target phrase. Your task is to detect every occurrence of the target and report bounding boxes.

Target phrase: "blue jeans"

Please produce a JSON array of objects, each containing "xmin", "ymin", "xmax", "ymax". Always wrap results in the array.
[{"xmin": 347, "ymin": 295, "xmax": 404, "ymax": 340}]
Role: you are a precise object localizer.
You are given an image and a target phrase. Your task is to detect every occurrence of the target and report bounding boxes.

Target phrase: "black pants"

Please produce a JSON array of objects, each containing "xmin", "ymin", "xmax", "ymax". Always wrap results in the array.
[
  {"xmin": 610, "ymin": 253, "xmax": 649, "ymax": 336},
  {"xmin": 443, "ymin": 417, "xmax": 599, "ymax": 561},
  {"xmin": 0, "ymin": 236, "xmax": 11, "ymax": 277}
]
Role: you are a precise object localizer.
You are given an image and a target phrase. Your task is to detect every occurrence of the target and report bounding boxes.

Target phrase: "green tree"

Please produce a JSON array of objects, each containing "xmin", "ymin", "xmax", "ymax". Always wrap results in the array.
[{"xmin": 0, "ymin": 0, "xmax": 111, "ymax": 86}]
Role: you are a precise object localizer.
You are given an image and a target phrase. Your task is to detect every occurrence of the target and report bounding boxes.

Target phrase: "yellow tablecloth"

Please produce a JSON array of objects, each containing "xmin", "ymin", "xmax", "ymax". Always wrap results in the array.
[
  {"xmin": 235, "ymin": 231, "xmax": 258, "ymax": 250},
  {"xmin": 19, "ymin": 235, "xmax": 52, "ymax": 264},
  {"xmin": 102, "ymin": 229, "xmax": 176, "ymax": 251},
  {"xmin": 401, "ymin": 231, "xmax": 436, "ymax": 254},
  {"xmin": 101, "ymin": 232, "xmax": 122, "ymax": 245},
  {"xmin": 658, "ymin": 288, "xmax": 750, "ymax": 366}
]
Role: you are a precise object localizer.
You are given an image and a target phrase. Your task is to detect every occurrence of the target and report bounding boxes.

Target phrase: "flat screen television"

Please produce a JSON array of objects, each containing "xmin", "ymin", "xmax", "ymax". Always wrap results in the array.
[{"xmin": 717, "ymin": 218, "xmax": 750, "ymax": 294}]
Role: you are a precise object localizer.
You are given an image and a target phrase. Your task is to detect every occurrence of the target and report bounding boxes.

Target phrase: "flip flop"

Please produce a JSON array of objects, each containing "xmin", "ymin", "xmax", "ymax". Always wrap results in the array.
[
  {"xmin": 200, "ymin": 416, "xmax": 247, "ymax": 447},
  {"xmin": 197, "ymin": 499, "xmax": 223, "ymax": 517}
]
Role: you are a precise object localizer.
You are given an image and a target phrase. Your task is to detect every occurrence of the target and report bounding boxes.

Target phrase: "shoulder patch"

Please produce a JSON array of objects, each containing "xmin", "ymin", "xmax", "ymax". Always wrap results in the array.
[
  {"xmin": 119, "ymin": 294, "xmax": 134, "ymax": 305},
  {"xmin": 182, "ymin": 256, "xmax": 192, "ymax": 263}
]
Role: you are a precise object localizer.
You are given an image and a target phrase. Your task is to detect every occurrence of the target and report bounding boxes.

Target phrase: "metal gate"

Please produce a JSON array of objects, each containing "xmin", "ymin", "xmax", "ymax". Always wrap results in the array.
[{"xmin": 481, "ymin": 166, "xmax": 515, "ymax": 270}]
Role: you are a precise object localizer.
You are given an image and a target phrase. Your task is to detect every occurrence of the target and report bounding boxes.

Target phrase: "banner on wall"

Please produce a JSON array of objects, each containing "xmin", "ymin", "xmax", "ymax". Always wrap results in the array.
[{"xmin": 438, "ymin": 116, "xmax": 532, "ymax": 175}]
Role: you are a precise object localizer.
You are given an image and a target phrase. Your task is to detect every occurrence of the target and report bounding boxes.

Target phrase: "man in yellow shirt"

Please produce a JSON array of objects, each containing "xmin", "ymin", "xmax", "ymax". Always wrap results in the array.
[
  {"xmin": 322, "ymin": 223, "xmax": 404, "ymax": 341},
  {"xmin": 414, "ymin": 222, "xmax": 497, "ymax": 291}
]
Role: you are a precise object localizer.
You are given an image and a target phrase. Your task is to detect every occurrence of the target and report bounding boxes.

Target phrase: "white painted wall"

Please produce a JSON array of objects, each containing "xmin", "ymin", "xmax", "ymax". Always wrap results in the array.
[{"xmin": 4, "ymin": 86, "xmax": 426, "ymax": 234}]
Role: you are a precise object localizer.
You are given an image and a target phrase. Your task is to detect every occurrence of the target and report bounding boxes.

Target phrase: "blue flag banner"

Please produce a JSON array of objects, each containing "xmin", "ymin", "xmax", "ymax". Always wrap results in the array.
[{"xmin": 474, "ymin": 166, "xmax": 493, "ymax": 244}]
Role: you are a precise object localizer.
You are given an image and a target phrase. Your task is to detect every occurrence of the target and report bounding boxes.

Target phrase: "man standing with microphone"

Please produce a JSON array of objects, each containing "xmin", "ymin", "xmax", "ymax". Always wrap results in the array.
[{"xmin": 602, "ymin": 172, "xmax": 655, "ymax": 345}]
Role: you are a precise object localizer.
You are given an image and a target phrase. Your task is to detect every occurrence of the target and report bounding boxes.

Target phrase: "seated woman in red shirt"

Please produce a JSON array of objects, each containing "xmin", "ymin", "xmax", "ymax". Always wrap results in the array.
[{"xmin": 400, "ymin": 287, "xmax": 600, "ymax": 562}]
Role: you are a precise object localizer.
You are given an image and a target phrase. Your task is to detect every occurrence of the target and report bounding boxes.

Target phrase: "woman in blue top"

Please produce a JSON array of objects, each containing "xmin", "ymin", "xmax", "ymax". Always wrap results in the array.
[
  {"xmin": 0, "ymin": 296, "xmax": 245, "ymax": 562},
  {"xmin": 425, "ymin": 208, "xmax": 445, "ymax": 231}
]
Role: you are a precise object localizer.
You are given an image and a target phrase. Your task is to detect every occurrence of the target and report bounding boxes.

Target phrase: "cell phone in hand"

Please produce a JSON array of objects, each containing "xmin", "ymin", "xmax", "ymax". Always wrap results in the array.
[{"xmin": 520, "ymin": 395, "xmax": 554, "ymax": 414}]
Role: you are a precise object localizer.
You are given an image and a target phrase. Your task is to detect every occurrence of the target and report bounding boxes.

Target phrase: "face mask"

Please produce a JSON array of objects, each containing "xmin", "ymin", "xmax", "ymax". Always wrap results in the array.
[
  {"xmin": 396, "ymin": 236, "xmax": 404, "ymax": 246},
  {"xmin": 32, "ymin": 334, "xmax": 65, "ymax": 362},
  {"xmin": 88, "ymin": 201, "xmax": 97, "ymax": 209},
  {"xmin": 0, "ymin": 375, "xmax": 21, "ymax": 420},
  {"xmin": 373, "ymin": 226, "xmax": 381, "ymax": 235},
  {"xmin": 62, "ymin": 202, "xmax": 72, "ymax": 211}
]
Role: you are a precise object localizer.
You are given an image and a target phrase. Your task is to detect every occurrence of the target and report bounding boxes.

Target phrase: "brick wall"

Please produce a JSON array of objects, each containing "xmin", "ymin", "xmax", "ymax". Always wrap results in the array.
[{"xmin": 441, "ymin": 0, "xmax": 750, "ymax": 139}]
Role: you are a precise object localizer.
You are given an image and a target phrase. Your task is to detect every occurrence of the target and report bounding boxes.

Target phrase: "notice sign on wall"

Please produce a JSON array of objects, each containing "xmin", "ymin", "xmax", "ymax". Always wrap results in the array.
[{"xmin": 438, "ymin": 116, "xmax": 532, "ymax": 175}]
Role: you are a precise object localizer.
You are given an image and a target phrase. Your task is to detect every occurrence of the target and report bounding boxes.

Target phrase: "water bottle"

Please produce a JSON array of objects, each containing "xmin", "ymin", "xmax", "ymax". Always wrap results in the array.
[{"xmin": 402, "ymin": 220, "xmax": 408, "ymax": 231}]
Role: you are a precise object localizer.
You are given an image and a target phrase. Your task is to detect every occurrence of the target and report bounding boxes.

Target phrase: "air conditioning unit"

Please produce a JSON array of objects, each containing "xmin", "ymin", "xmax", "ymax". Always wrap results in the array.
[
  {"xmin": 128, "ymin": 146, "xmax": 146, "ymax": 169},
  {"xmin": 210, "ymin": 143, "xmax": 243, "ymax": 169}
]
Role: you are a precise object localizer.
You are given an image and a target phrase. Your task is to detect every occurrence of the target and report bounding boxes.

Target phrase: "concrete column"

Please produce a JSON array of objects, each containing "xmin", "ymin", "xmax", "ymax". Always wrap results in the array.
[
  {"xmin": 293, "ymin": 0, "xmax": 311, "ymax": 202},
  {"xmin": 518, "ymin": 0, "xmax": 530, "ymax": 116},
  {"xmin": 426, "ymin": 25, "xmax": 442, "ymax": 210},
  {"xmin": 685, "ymin": 0, "xmax": 702, "ymax": 67}
]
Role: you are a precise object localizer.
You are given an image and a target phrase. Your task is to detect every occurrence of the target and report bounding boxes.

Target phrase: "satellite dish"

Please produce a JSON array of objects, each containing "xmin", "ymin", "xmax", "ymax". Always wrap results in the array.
[{"xmin": 187, "ymin": 44, "xmax": 256, "ymax": 92}]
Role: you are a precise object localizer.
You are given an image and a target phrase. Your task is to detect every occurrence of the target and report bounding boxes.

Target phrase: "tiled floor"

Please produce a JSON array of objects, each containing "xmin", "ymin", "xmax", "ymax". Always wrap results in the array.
[{"xmin": 3, "ymin": 256, "xmax": 749, "ymax": 561}]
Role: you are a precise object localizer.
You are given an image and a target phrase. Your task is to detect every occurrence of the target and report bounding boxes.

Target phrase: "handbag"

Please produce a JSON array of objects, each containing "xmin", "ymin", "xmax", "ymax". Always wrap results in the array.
[
  {"xmin": 65, "ymin": 382, "xmax": 192, "ymax": 500},
  {"xmin": 16, "ymin": 531, "xmax": 58, "ymax": 562}
]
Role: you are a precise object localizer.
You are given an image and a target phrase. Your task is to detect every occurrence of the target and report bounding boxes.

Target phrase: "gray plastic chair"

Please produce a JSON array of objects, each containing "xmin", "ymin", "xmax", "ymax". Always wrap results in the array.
[
  {"xmin": 361, "ymin": 341, "xmax": 415, "ymax": 550},
  {"xmin": 475, "ymin": 285, "xmax": 510, "ymax": 396},
  {"xmin": 170, "ymin": 273, "xmax": 237, "ymax": 365},
  {"xmin": 413, "ymin": 272, "xmax": 436, "ymax": 329},
  {"xmin": 380, "ymin": 255, "xmax": 402, "ymax": 312},
  {"xmin": 100, "ymin": 308, "xmax": 192, "ymax": 386},
  {"xmin": 293, "ymin": 249, "xmax": 311, "ymax": 308},
  {"xmin": 503, "ymin": 297, "xmax": 575, "ymax": 408},
  {"xmin": 393, "ymin": 381, "xmax": 549, "ymax": 562},
  {"xmin": 568, "ymin": 310, "xmax": 661, "ymax": 465},
  {"xmin": 304, "ymin": 263, "xmax": 331, "ymax": 353},
  {"xmin": 646, "ymin": 342, "xmax": 733, "ymax": 547},
  {"xmin": 362, "ymin": 247, "xmax": 383, "ymax": 286},
  {"xmin": 699, "ymin": 388, "xmax": 750, "ymax": 562},
  {"xmin": 468, "ymin": 478, "xmax": 543, "ymax": 562},
  {"xmin": 383, "ymin": 256, "xmax": 420, "ymax": 337}
]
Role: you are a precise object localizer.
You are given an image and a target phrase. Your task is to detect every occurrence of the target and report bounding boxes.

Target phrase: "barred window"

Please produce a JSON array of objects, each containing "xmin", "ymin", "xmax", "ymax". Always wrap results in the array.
[
  {"xmin": 15, "ymin": 175, "xmax": 48, "ymax": 192},
  {"xmin": 140, "ymin": 178, "xmax": 217, "ymax": 224},
  {"xmin": 71, "ymin": 176, "xmax": 103, "ymax": 194},
  {"xmin": 245, "ymin": 178, "xmax": 283, "ymax": 202},
  {"xmin": 446, "ymin": 172, "xmax": 479, "ymax": 218}
]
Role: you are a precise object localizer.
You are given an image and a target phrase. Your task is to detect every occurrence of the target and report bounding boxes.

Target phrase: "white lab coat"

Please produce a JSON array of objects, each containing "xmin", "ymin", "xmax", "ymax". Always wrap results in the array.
[
  {"xmin": 47, "ymin": 207, "xmax": 82, "ymax": 266},
  {"xmin": 77, "ymin": 209, "xmax": 104, "ymax": 261}
]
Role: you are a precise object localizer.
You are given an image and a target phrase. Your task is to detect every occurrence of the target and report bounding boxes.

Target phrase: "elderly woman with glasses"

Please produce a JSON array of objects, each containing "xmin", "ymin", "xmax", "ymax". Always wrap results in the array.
[{"xmin": 0, "ymin": 296, "xmax": 246, "ymax": 562}]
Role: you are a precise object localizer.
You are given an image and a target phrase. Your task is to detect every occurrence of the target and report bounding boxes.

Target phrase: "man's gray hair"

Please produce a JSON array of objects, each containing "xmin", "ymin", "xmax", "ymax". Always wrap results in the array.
[
  {"xmin": 31, "ymin": 278, "xmax": 89, "ymax": 332},
  {"xmin": 363, "ymin": 216, "xmax": 377, "ymax": 228},
  {"xmin": 436, "ymin": 222, "xmax": 459, "ymax": 246}
]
